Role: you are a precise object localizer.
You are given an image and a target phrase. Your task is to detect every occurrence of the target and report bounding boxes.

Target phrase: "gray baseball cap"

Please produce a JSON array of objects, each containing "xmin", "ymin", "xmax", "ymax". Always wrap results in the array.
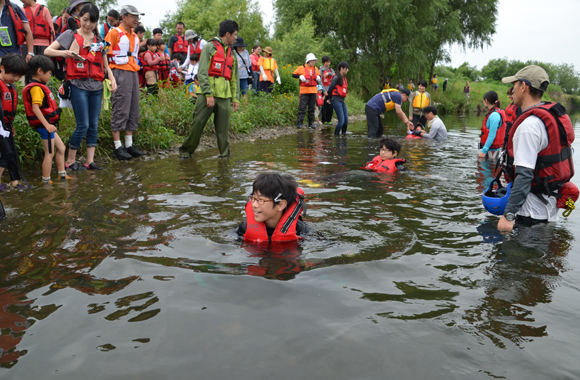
[
  {"xmin": 184, "ymin": 30, "xmax": 198, "ymax": 40},
  {"xmin": 502, "ymin": 65, "xmax": 550, "ymax": 91},
  {"xmin": 120, "ymin": 5, "xmax": 144, "ymax": 16}
]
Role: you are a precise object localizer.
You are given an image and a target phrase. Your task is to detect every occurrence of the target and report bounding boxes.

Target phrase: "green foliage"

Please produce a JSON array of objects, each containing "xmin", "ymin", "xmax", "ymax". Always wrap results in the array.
[
  {"xmin": 272, "ymin": 64, "xmax": 299, "ymax": 96},
  {"xmin": 47, "ymin": 0, "xmax": 118, "ymax": 22},
  {"xmin": 159, "ymin": 0, "xmax": 267, "ymax": 47},
  {"xmin": 270, "ymin": 14, "xmax": 326, "ymax": 67}
]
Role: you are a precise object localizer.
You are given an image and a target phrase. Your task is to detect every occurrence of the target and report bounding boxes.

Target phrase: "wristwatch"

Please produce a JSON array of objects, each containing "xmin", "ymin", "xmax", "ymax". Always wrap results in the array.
[
  {"xmin": 504, "ymin": 213, "xmax": 515, "ymax": 222},
  {"xmin": 27, "ymin": 52, "xmax": 34, "ymax": 56}
]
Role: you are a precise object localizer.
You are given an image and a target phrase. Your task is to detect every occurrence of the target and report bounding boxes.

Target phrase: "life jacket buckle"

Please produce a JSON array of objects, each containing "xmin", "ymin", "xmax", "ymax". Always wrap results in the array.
[{"xmin": 563, "ymin": 198, "xmax": 575, "ymax": 217}]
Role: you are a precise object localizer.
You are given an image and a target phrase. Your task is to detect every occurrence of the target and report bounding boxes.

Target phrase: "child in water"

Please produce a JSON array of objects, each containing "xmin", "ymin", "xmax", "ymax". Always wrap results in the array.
[
  {"xmin": 237, "ymin": 172, "xmax": 310, "ymax": 243},
  {"xmin": 363, "ymin": 137, "xmax": 406, "ymax": 172}
]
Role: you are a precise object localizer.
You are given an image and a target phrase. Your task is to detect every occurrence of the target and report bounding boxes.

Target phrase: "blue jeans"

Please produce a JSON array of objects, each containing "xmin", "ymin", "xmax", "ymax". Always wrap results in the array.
[
  {"xmin": 252, "ymin": 71, "xmax": 260, "ymax": 93},
  {"xmin": 239, "ymin": 78, "xmax": 248, "ymax": 96},
  {"xmin": 69, "ymin": 84, "xmax": 103, "ymax": 150},
  {"xmin": 332, "ymin": 100, "xmax": 348, "ymax": 135}
]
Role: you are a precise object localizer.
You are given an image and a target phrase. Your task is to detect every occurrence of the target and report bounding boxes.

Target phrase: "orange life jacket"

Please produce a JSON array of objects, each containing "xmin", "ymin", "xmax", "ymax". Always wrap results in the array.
[
  {"xmin": 503, "ymin": 102, "xmax": 574, "ymax": 197},
  {"xmin": 24, "ymin": 4, "xmax": 51, "ymax": 39},
  {"xmin": 0, "ymin": 80, "xmax": 17, "ymax": 126},
  {"xmin": 363, "ymin": 156, "xmax": 406, "ymax": 173},
  {"xmin": 243, "ymin": 188, "xmax": 306, "ymax": 243},
  {"xmin": 65, "ymin": 31, "xmax": 105, "ymax": 82},
  {"xmin": 23, "ymin": 81, "xmax": 61, "ymax": 128},
  {"xmin": 208, "ymin": 41, "xmax": 233, "ymax": 81},
  {"xmin": 332, "ymin": 77, "xmax": 348, "ymax": 98},
  {"xmin": 299, "ymin": 65, "xmax": 317, "ymax": 87},
  {"xmin": 480, "ymin": 107, "xmax": 507, "ymax": 150}
]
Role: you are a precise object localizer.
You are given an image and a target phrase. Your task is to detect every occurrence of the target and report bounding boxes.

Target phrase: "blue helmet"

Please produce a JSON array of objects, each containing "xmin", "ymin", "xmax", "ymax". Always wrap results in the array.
[{"xmin": 482, "ymin": 179, "xmax": 512, "ymax": 215}]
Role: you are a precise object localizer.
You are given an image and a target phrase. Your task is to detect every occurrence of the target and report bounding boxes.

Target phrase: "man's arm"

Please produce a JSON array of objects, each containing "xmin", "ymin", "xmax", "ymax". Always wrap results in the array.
[
  {"xmin": 408, "ymin": 92, "xmax": 414, "ymax": 118},
  {"xmin": 23, "ymin": 23, "xmax": 34, "ymax": 62},
  {"xmin": 394, "ymin": 103, "xmax": 413, "ymax": 131}
]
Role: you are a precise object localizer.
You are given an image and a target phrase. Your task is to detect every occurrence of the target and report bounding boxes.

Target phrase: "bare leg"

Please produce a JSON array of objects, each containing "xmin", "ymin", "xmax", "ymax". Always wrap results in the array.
[
  {"xmin": 66, "ymin": 148, "xmax": 78, "ymax": 166},
  {"xmin": 54, "ymin": 134, "xmax": 66, "ymax": 172},
  {"xmin": 41, "ymin": 139, "xmax": 55, "ymax": 179},
  {"xmin": 86, "ymin": 147, "xmax": 95, "ymax": 165}
]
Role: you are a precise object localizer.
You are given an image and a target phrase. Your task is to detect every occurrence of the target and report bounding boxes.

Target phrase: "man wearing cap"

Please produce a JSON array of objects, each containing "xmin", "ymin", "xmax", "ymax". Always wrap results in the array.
[
  {"xmin": 365, "ymin": 89, "xmax": 414, "ymax": 137},
  {"xmin": 105, "ymin": 5, "xmax": 146, "ymax": 160},
  {"xmin": 179, "ymin": 19, "xmax": 239, "ymax": 159},
  {"xmin": 497, "ymin": 65, "xmax": 575, "ymax": 232},
  {"xmin": 292, "ymin": 53, "xmax": 321, "ymax": 129},
  {"xmin": 180, "ymin": 29, "xmax": 206, "ymax": 70}
]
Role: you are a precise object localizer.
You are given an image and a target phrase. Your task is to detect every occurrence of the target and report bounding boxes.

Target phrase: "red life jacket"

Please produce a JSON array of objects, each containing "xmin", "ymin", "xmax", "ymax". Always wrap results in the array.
[
  {"xmin": 243, "ymin": 188, "xmax": 306, "ymax": 243},
  {"xmin": 505, "ymin": 102, "xmax": 518, "ymax": 126},
  {"xmin": 24, "ymin": 4, "xmax": 51, "ymax": 39},
  {"xmin": 332, "ymin": 77, "xmax": 348, "ymax": 98},
  {"xmin": 6, "ymin": 0, "xmax": 26, "ymax": 46},
  {"xmin": 321, "ymin": 70, "xmax": 334, "ymax": 87},
  {"xmin": 192, "ymin": 40, "xmax": 202, "ymax": 55},
  {"xmin": 208, "ymin": 41, "xmax": 233, "ymax": 81},
  {"xmin": 503, "ymin": 102, "xmax": 575, "ymax": 197},
  {"xmin": 316, "ymin": 93, "xmax": 324, "ymax": 106},
  {"xmin": 363, "ymin": 156, "xmax": 406, "ymax": 173},
  {"xmin": 142, "ymin": 50, "xmax": 159, "ymax": 73},
  {"xmin": 0, "ymin": 80, "xmax": 17, "ymax": 126},
  {"xmin": 103, "ymin": 22, "xmax": 118, "ymax": 37},
  {"xmin": 405, "ymin": 134, "xmax": 421, "ymax": 139},
  {"xmin": 300, "ymin": 65, "xmax": 317, "ymax": 87},
  {"xmin": 62, "ymin": 16, "xmax": 80, "ymax": 33},
  {"xmin": 157, "ymin": 52, "xmax": 170, "ymax": 81},
  {"xmin": 172, "ymin": 35, "xmax": 189, "ymax": 54},
  {"xmin": 23, "ymin": 81, "xmax": 61, "ymax": 128},
  {"xmin": 480, "ymin": 107, "xmax": 506, "ymax": 150},
  {"xmin": 65, "ymin": 31, "xmax": 105, "ymax": 82}
]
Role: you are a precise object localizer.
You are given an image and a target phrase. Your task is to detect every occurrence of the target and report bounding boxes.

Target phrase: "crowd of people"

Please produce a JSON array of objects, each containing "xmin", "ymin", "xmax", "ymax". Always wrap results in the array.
[{"xmin": 0, "ymin": 0, "xmax": 575, "ymax": 235}]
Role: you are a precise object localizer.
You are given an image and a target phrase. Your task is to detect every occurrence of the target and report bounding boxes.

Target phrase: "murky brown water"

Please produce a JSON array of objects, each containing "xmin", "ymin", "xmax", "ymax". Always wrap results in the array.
[{"xmin": 1, "ymin": 113, "xmax": 580, "ymax": 379}]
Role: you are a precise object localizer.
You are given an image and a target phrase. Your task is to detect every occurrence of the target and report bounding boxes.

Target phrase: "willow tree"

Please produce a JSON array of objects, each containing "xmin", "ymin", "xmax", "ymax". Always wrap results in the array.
[
  {"xmin": 275, "ymin": 0, "xmax": 498, "ymax": 94},
  {"xmin": 160, "ymin": 0, "xmax": 268, "ymax": 47}
]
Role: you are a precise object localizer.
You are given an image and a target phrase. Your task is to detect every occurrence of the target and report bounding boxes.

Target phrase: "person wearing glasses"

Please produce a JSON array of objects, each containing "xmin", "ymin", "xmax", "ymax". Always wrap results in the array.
[
  {"xmin": 105, "ymin": 5, "xmax": 146, "ymax": 160},
  {"xmin": 237, "ymin": 172, "xmax": 310, "ymax": 243}
]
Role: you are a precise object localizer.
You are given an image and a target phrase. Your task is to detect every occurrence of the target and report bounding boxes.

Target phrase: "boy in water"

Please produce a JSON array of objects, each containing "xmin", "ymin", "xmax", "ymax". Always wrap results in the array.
[
  {"xmin": 413, "ymin": 106, "xmax": 448, "ymax": 141},
  {"xmin": 0, "ymin": 54, "xmax": 28, "ymax": 190},
  {"xmin": 237, "ymin": 172, "xmax": 310, "ymax": 243},
  {"xmin": 23, "ymin": 55, "xmax": 69, "ymax": 184},
  {"xmin": 363, "ymin": 137, "xmax": 406, "ymax": 172}
]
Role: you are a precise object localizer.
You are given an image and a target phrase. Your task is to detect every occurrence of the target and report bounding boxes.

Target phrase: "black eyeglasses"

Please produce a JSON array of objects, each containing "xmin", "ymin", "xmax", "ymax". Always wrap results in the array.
[{"xmin": 248, "ymin": 193, "xmax": 282, "ymax": 204}]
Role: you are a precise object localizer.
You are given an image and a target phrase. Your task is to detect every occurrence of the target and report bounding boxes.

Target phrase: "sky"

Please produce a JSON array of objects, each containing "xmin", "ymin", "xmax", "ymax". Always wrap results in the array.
[{"xmin": 47, "ymin": 0, "xmax": 578, "ymax": 70}]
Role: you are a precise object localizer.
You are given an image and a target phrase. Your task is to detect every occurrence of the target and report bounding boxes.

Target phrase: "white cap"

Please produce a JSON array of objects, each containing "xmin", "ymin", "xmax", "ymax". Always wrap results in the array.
[{"xmin": 305, "ymin": 53, "xmax": 317, "ymax": 64}]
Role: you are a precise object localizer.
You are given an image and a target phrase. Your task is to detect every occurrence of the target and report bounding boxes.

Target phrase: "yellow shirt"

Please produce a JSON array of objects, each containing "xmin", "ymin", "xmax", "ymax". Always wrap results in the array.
[
  {"xmin": 30, "ymin": 86, "xmax": 45, "ymax": 105},
  {"xmin": 258, "ymin": 57, "xmax": 278, "ymax": 83}
]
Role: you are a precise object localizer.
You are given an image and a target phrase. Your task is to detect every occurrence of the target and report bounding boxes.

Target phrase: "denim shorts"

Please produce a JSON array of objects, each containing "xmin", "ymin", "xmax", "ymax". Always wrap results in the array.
[{"xmin": 35, "ymin": 128, "xmax": 55, "ymax": 140}]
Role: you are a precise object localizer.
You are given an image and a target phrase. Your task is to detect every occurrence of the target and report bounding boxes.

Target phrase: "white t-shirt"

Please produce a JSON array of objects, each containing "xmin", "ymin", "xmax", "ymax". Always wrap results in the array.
[{"xmin": 512, "ymin": 114, "xmax": 559, "ymax": 221}]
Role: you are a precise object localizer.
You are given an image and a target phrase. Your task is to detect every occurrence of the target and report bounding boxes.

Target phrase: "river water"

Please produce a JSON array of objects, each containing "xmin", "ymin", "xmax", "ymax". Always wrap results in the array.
[{"xmin": 1, "ymin": 113, "xmax": 580, "ymax": 379}]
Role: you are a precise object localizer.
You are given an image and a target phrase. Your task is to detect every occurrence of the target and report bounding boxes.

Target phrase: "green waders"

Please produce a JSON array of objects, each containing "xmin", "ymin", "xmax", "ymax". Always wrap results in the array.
[{"xmin": 180, "ymin": 94, "xmax": 231, "ymax": 157}]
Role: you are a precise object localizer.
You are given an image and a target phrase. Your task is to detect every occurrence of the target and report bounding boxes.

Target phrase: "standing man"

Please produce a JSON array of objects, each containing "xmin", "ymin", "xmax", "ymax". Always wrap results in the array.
[
  {"xmin": 442, "ymin": 78, "xmax": 448, "ymax": 92},
  {"xmin": 179, "ymin": 20, "xmax": 239, "ymax": 159},
  {"xmin": 168, "ymin": 21, "xmax": 187, "ymax": 60},
  {"xmin": 20, "ymin": 0, "xmax": 54, "ymax": 56},
  {"xmin": 292, "ymin": 53, "xmax": 320, "ymax": 129},
  {"xmin": 0, "ymin": 0, "xmax": 34, "ymax": 62},
  {"xmin": 408, "ymin": 79, "xmax": 431, "ymax": 128},
  {"xmin": 319, "ymin": 55, "xmax": 334, "ymax": 125},
  {"xmin": 497, "ymin": 65, "xmax": 575, "ymax": 232},
  {"xmin": 105, "ymin": 5, "xmax": 146, "ymax": 160}
]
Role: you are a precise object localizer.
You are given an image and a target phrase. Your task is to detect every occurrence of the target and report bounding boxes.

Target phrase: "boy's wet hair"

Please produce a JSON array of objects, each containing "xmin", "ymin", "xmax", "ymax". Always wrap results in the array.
[
  {"xmin": 252, "ymin": 172, "xmax": 298, "ymax": 207},
  {"xmin": 423, "ymin": 105, "xmax": 437, "ymax": 115},
  {"xmin": 418, "ymin": 79, "xmax": 428, "ymax": 87},
  {"xmin": 1, "ymin": 53, "xmax": 28, "ymax": 76},
  {"xmin": 190, "ymin": 53, "xmax": 199, "ymax": 62},
  {"xmin": 379, "ymin": 137, "xmax": 401, "ymax": 155},
  {"xmin": 28, "ymin": 55, "xmax": 54, "ymax": 76}
]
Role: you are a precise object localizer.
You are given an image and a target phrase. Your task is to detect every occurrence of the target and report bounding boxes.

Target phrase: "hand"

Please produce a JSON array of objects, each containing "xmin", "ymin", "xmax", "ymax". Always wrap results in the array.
[
  {"xmin": 110, "ymin": 79, "xmax": 117, "ymax": 92},
  {"xmin": 62, "ymin": 50, "xmax": 76, "ymax": 59},
  {"xmin": 478, "ymin": 152, "xmax": 486, "ymax": 158},
  {"xmin": 407, "ymin": 121, "xmax": 414, "ymax": 129},
  {"xmin": 497, "ymin": 216, "xmax": 514, "ymax": 232},
  {"xmin": 46, "ymin": 124, "xmax": 57, "ymax": 133},
  {"xmin": 276, "ymin": 76, "xmax": 281, "ymax": 85},
  {"xmin": 12, "ymin": 126, "xmax": 15, "ymax": 135},
  {"xmin": 299, "ymin": 75, "xmax": 307, "ymax": 82},
  {"xmin": 324, "ymin": 91, "xmax": 328, "ymax": 96},
  {"xmin": 326, "ymin": 100, "xmax": 331, "ymax": 104},
  {"xmin": 206, "ymin": 96, "xmax": 215, "ymax": 108},
  {"xmin": 25, "ymin": 54, "xmax": 31, "ymax": 63},
  {"xmin": 262, "ymin": 74, "xmax": 267, "ymax": 81},
  {"xmin": 232, "ymin": 101, "xmax": 239, "ymax": 112}
]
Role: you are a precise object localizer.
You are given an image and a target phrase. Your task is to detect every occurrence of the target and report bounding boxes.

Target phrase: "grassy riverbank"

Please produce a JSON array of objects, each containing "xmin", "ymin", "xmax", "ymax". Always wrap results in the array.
[{"xmin": 13, "ymin": 79, "xmax": 367, "ymax": 165}]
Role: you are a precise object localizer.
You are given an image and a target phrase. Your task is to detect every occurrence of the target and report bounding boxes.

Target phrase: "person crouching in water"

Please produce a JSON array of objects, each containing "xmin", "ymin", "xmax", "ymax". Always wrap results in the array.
[
  {"xmin": 363, "ymin": 137, "xmax": 406, "ymax": 172},
  {"xmin": 412, "ymin": 106, "xmax": 448, "ymax": 141},
  {"xmin": 237, "ymin": 172, "xmax": 310, "ymax": 243},
  {"xmin": 479, "ymin": 90, "xmax": 506, "ymax": 163}
]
